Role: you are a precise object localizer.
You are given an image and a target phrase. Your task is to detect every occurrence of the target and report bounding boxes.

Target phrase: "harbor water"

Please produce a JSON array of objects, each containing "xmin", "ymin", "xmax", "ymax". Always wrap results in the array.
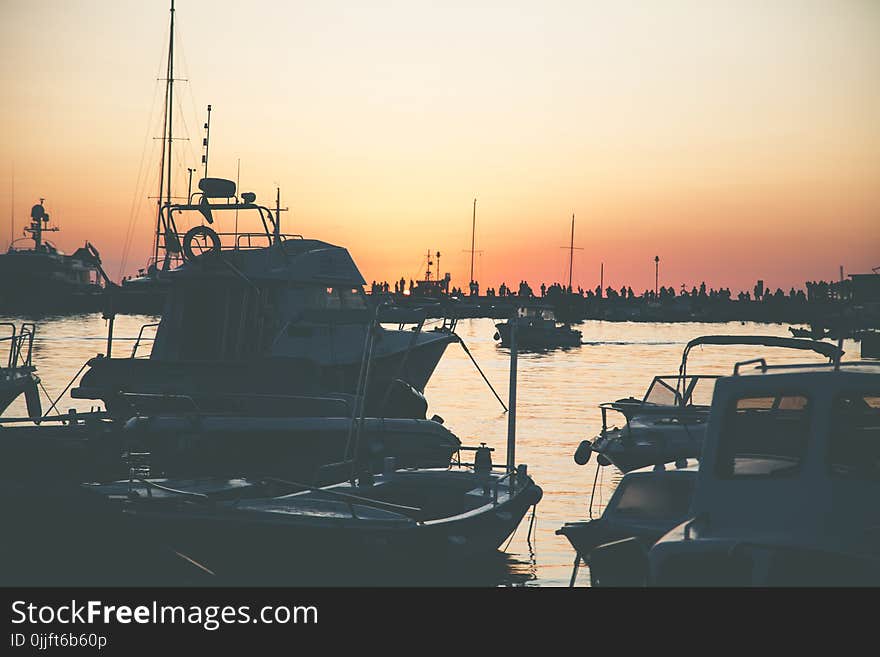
[{"xmin": 1, "ymin": 314, "xmax": 858, "ymax": 586}]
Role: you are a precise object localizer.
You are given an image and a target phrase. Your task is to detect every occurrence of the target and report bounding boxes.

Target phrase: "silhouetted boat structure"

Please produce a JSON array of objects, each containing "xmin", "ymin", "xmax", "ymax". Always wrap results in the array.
[
  {"xmin": 591, "ymin": 360, "xmax": 880, "ymax": 586},
  {"xmin": 557, "ymin": 460, "xmax": 697, "ymax": 586},
  {"xmin": 579, "ymin": 335, "xmax": 843, "ymax": 472},
  {"xmin": 72, "ymin": 177, "xmax": 456, "ymax": 419},
  {"xmin": 0, "ymin": 200, "xmax": 107, "ymax": 313},
  {"xmin": 494, "ymin": 305, "xmax": 581, "ymax": 350},
  {"xmin": 0, "ymin": 323, "xmax": 40, "ymax": 417},
  {"xmin": 83, "ymin": 462, "xmax": 542, "ymax": 581}
]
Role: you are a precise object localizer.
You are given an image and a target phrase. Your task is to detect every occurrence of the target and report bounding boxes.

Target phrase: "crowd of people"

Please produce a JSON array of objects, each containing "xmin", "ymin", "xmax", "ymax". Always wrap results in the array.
[{"xmin": 369, "ymin": 276, "xmax": 851, "ymax": 304}]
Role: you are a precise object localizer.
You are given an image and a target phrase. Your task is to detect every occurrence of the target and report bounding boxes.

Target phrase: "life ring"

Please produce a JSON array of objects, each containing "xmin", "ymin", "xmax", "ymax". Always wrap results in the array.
[{"xmin": 182, "ymin": 225, "xmax": 222, "ymax": 260}]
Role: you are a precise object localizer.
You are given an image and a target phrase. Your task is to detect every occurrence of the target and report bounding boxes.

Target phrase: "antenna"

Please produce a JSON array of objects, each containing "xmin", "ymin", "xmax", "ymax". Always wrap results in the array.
[
  {"xmin": 234, "ymin": 158, "xmax": 240, "ymax": 246},
  {"xmin": 559, "ymin": 213, "xmax": 583, "ymax": 292},
  {"xmin": 202, "ymin": 104, "xmax": 212, "ymax": 180}
]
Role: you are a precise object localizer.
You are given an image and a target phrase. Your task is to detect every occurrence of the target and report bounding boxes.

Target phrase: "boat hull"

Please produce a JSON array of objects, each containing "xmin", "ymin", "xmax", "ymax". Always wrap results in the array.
[
  {"xmin": 72, "ymin": 334, "xmax": 453, "ymax": 419},
  {"xmin": 83, "ymin": 470, "xmax": 543, "ymax": 584}
]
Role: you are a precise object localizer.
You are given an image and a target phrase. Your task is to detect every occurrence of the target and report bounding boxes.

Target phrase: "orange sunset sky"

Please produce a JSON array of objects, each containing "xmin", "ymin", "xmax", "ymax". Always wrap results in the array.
[{"xmin": 1, "ymin": 0, "xmax": 879, "ymax": 293}]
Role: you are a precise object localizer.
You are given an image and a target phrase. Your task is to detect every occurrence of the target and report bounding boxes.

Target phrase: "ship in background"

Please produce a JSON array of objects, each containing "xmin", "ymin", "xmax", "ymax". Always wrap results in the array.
[{"xmin": 0, "ymin": 200, "xmax": 108, "ymax": 313}]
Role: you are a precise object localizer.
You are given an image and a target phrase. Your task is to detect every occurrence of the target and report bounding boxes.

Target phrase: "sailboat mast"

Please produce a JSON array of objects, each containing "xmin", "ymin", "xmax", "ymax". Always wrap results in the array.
[
  {"xmin": 154, "ymin": 1, "xmax": 175, "ymax": 268},
  {"xmin": 166, "ymin": 1, "xmax": 174, "ymax": 216},
  {"xmin": 568, "ymin": 213, "xmax": 575, "ymax": 292},
  {"xmin": 469, "ymin": 198, "xmax": 476, "ymax": 284}
]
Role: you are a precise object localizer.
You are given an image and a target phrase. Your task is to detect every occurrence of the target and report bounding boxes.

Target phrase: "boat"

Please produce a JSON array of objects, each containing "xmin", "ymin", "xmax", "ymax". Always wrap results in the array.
[
  {"xmin": 594, "ymin": 359, "xmax": 880, "ymax": 586},
  {"xmin": 70, "ymin": 178, "xmax": 456, "ymax": 419},
  {"xmin": 579, "ymin": 335, "xmax": 843, "ymax": 472},
  {"xmin": 0, "ymin": 323, "xmax": 40, "ymax": 418},
  {"xmin": 494, "ymin": 305, "xmax": 582, "ymax": 349},
  {"xmin": 80, "ymin": 321, "xmax": 541, "ymax": 584},
  {"xmin": 82, "ymin": 460, "xmax": 542, "ymax": 582},
  {"xmin": 0, "ymin": 200, "xmax": 106, "ymax": 312},
  {"xmin": 556, "ymin": 460, "xmax": 697, "ymax": 586}
]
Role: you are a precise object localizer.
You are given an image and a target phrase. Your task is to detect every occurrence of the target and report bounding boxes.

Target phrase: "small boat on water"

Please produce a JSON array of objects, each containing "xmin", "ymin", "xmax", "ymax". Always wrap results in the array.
[
  {"xmin": 578, "ymin": 335, "xmax": 843, "ymax": 473},
  {"xmin": 0, "ymin": 201, "xmax": 106, "ymax": 313},
  {"xmin": 494, "ymin": 305, "xmax": 582, "ymax": 350},
  {"xmin": 82, "ymin": 459, "xmax": 542, "ymax": 581},
  {"xmin": 82, "ymin": 320, "xmax": 540, "ymax": 583},
  {"xmin": 556, "ymin": 461, "xmax": 697, "ymax": 586},
  {"xmin": 592, "ymin": 359, "xmax": 880, "ymax": 586}
]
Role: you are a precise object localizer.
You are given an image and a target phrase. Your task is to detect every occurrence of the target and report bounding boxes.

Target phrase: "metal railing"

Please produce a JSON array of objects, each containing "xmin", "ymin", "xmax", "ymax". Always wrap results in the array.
[
  {"xmin": 130, "ymin": 323, "xmax": 160, "ymax": 358},
  {"xmin": 0, "ymin": 322, "xmax": 36, "ymax": 370}
]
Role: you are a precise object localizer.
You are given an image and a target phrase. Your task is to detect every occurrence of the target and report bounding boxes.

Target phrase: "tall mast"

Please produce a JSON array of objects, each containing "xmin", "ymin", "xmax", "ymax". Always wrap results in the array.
[
  {"xmin": 568, "ymin": 213, "xmax": 575, "ymax": 292},
  {"xmin": 469, "ymin": 198, "xmax": 476, "ymax": 284},
  {"xmin": 154, "ymin": 0, "xmax": 175, "ymax": 268}
]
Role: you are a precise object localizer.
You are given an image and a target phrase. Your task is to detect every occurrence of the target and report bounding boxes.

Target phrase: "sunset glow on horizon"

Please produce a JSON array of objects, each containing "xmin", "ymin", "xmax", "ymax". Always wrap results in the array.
[{"xmin": 2, "ymin": 0, "xmax": 878, "ymax": 294}]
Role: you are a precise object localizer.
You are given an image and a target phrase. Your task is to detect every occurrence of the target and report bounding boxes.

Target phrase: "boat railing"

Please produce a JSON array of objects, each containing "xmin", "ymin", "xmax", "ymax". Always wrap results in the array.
[
  {"xmin": 0, "ymin": 322, "xmax": 36, "ymax": 370},
  {"xmin": 130, "ymin": 323, "xmax": 160, "ymax": 358},
  {"xmin": 231, "ymin": 232, "xmax": 303, "ymax": 250}
]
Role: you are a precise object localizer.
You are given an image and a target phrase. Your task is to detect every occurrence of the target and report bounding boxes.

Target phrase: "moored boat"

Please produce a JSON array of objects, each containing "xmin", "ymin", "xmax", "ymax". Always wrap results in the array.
[{"xmin": 579, "ymin": 335, "xmax": 843, "ymax": 472}]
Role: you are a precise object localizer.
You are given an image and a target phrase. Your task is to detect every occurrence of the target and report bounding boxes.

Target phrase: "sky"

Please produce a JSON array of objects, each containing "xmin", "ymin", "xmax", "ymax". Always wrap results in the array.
[{"xmin": 1, "ymin": 0, "xmax": 878, "ymax": 293}]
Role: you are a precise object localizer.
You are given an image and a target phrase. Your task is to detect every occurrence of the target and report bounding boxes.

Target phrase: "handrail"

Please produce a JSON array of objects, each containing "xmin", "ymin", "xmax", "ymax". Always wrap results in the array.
[
  {"xmin": 130, "ymin": 323, "xmax": 160, "ymax": 358},
  {"xmin": 733, "ymin": 357, "xmax": 767, "ymax": 375}
]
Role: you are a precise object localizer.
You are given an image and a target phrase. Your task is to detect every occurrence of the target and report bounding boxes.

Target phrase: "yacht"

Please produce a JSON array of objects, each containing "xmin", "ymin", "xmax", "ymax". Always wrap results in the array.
[
  {"xmin": 71, "ymin": 178, "xmax": 456, "ymax": 418},
  {"xmin": 494, "ymin": 305, "xmax": 582, "ymax": 350},
  {"xmin": 0, "ymin": 200, "xmax": 105, "ymax": 312},
  {"xmin": 579, "ymin": 335, "xmax": 842, "ymax": 472},
  {"xmin": 592, "ymin": 359, "xmax": 880, "ymax": 586}
]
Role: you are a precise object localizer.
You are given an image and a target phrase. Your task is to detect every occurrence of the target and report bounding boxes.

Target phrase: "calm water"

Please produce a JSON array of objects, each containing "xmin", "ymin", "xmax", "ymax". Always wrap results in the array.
[{"xmin": 1, "ymin": 314, "xmax": 857, "ymax": 586}]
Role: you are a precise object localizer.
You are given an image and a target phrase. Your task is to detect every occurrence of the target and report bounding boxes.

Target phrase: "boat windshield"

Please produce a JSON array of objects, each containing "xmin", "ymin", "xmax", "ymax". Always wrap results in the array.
[
  {"xmin": 614, "ymin": 476, "xmax": 694, "ymax": 521},
  {"xmin": 828, "ymin": 392, "xmax": 880, "ymax": 481},
  {"xmin": 302, "ymin": 286, "xmax": 366, "ymax": 311},
  {"xmin": 643, "ymin": 375, "xmax": 719, "ymax": 407},
  {"xmin": 715, "ymin": 393, "xmax": 810, "ymax": 478}
]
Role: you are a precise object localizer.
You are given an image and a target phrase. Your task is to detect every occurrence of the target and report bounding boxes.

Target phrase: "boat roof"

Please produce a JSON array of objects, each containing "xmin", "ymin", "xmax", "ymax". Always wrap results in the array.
[
  {"xmin": 169, "ymin": 238, "xmax": 367, "ymax": 286},
  {"xmin": 680, "ymin": 335, "xmax": 843, "ymax": 378},
  {"xmin": 733, "ymin": 360, "xmax": 880, "ymax": 377}
]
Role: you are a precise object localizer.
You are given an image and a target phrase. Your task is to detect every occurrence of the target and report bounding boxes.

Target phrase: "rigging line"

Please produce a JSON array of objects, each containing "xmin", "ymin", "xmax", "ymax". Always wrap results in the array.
[
  {"xmin": 41, "ymin": 361, "xmax": 89, "ymax": 419},
  {"xmin": 171, "ymin": 11, "xmax": 202, "ymax": 151},
  {"xmin": 119, "ymin": 80, "xmax": 165, "ymax": 278},
  {"xmin": 120, "ymin": 138, "xmax": 163, "ymax": 278}
]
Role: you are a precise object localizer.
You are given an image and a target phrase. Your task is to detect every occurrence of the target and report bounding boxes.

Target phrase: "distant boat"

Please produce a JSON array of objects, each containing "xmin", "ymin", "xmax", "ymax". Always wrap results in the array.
[
  {"xmin": 494, "ymin": 305, "xmax": 582, "ymax": 349},
  {"xmin": 0, "ymin": 201, "xmax": 106, "ymax": 312}
]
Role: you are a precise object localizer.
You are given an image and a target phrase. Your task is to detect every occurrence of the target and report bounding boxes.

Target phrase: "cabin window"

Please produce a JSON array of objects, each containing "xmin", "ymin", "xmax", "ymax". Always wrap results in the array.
[
  {"xmin": 828, "ymin": 393, "xmax": 880, "ymax": 481},
  {"xmin": 715, "ymin": 394, "xmax": 810, "ymax": 478},
  {"xmin": 614, "ymin": 476, "xmax": 694, "ymax": 521},
  {"xmin": 340, "ymin": 287, "xmax": 366, "ymax": 310}
]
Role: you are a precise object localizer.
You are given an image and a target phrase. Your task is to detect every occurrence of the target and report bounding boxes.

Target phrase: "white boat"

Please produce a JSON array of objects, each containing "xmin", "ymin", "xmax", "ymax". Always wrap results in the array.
[{"xmin": 580, "ymin": 335, "xmax": 843, "ymax": 472}]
